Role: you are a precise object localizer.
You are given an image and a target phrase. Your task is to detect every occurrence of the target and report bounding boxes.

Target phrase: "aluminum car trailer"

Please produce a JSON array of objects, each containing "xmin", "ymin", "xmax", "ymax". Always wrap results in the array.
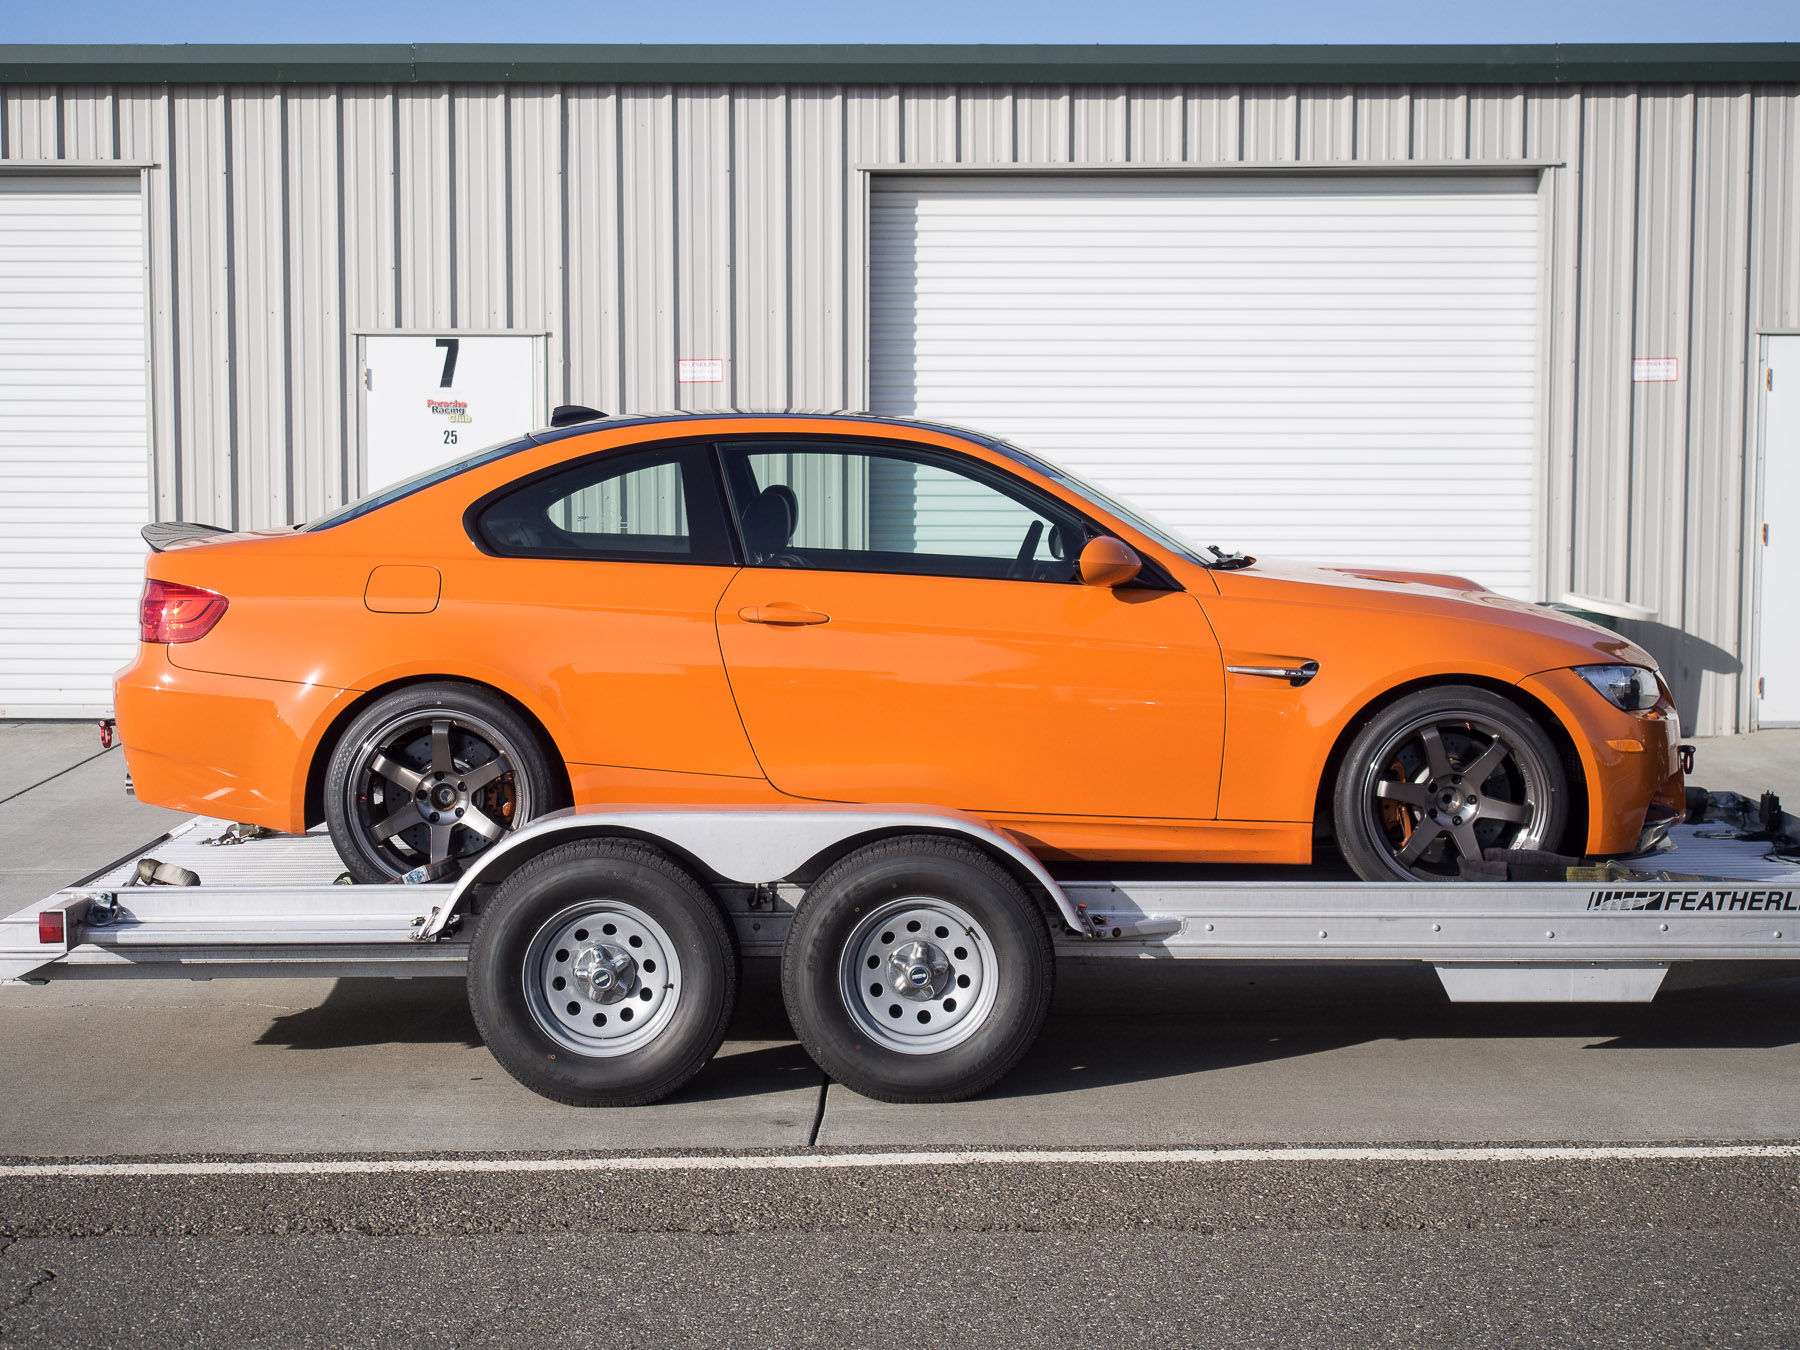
[{"xmin": 4, "ymin": 806, "xmax": 1798, "ymax": 1105}]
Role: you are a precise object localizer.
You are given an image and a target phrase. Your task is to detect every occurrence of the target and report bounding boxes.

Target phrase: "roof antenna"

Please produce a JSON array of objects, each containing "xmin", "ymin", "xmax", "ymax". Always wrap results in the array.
[{"xmin": 550, "ymin": 404, "xmax": 607, "ymax": 427}]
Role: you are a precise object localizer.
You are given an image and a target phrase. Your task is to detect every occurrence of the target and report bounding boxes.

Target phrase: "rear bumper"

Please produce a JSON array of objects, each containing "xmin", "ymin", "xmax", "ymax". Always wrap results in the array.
[
  {"xmin": 1518, "ymin": 667, "xmax": 1685, "ymax": 857},
  {"xmin": 113, "ymin": 645, "xmax": 351, "ymax": 834}
]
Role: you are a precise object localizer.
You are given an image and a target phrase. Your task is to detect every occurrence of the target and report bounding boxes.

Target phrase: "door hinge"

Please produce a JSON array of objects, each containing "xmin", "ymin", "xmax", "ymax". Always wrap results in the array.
[
  {"xmin": 1761, "ymin": 677, "xmax": 1767, "ymax": 699},
  {"xmin": 1766, "ymin": 522, "xmax": 1772, "ymax": 545},
  {"xmin": 1770, "ymin": 367, "xmax": 1776, "ymax": 391}
]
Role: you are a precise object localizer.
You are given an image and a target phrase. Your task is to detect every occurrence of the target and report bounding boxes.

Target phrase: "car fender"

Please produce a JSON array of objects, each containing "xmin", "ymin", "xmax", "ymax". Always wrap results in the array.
[{"xmin": 420, "ymin": 804, "xmax": 1085, "ymax": 939}]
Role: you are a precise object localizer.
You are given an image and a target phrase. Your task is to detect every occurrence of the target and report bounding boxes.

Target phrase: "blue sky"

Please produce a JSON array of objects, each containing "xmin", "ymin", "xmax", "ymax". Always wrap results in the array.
[{"xmin": 5, "ymin": 1, "xmax": 1798, "ymax": 46}]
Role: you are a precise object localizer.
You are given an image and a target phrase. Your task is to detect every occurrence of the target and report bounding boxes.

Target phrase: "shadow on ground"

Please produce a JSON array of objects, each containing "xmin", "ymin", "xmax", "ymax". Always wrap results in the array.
[{"xmin": 250, "ymin": 958, "xmax": 1800, "ymax": 1105}]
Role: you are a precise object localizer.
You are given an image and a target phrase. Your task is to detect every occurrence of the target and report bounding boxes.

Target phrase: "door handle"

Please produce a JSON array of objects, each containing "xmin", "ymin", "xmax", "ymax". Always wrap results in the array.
[{"xmin": 738, "ymin": 605, "xmax": 830, "ymax": 627}]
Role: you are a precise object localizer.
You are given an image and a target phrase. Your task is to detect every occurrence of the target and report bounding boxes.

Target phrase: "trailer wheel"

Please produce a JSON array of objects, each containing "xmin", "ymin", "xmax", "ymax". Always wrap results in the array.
[
  {"xmin": 467, "ymin": 839, "xmax": 737, "ymax": 1106},
  {"xmin": 781, "ymin": 835, "xmax": 1053, "ymax": 1103}
]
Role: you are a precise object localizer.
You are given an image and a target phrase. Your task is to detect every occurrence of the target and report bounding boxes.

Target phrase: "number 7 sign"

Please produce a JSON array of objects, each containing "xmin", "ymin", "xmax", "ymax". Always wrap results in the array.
[{"xmin": 357, "ymin": 332, "xmax": 546, "ymax": 494}]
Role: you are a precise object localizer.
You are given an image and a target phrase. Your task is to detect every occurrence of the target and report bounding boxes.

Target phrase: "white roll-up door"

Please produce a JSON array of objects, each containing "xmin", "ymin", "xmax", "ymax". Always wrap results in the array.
[
  {"xmin": 0, "ymin": 175, "xmax": 148, "ymax": 717},
  {"xmin": 870, "ymin": 174, "xmax": 1541, "ymax": 595}
]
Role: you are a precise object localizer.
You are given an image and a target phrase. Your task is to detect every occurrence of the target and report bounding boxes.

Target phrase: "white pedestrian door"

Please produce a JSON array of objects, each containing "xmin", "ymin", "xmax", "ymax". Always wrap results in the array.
[
  {"xmin": 0, "ymin": 175, "xmax": 148, "ymax": 717},
  {"xmin": 359, "ymin": 333, "xmax": 544, "ymax": 494},
  {"xmin": 1760, "ymin": 336, "xmax": 1800, "ymax": 726}
]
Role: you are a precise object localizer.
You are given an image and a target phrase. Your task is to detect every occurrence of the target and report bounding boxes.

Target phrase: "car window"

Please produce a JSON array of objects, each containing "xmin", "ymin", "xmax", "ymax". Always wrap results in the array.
[
  {"xmin": 717, "ymin": 439, "xmax": 1088, "ymax": 582},
  {"xmin": 304, "ymin": 434, "xmax": 535, "ymax": 531},
  {"xmin": 472, "ymin": 445, "xmax": 734, "ymax": 564}
]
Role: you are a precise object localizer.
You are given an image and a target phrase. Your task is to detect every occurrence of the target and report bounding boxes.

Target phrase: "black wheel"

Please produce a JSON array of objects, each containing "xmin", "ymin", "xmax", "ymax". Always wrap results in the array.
[
  {"xmin": 467, "ymin": 839, "xmax": 737, "ymax": 1107},
  {"xmin": 1333, "ymin": 685, "xmax": 1568, "ymax": 882},
  {"xmin": 781, "ymin": 835, "xmax": 1053, "ymax": 1104},
  {"xmin": 324, "ymin": 682, "xmax": 555, "ymax": 883}
]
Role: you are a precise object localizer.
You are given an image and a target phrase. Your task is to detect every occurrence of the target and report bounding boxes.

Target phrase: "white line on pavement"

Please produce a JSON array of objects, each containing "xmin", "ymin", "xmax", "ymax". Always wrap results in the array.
[{"xmin": 2, "ymin": 1144, "xmax": 1799, "ymax": 1179}]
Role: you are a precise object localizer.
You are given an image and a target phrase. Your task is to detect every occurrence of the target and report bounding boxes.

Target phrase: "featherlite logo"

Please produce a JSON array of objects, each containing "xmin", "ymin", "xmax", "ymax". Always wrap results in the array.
[{"xmin": 1586, "ymin": 888, "xmax": 1799, "ymax": 912}]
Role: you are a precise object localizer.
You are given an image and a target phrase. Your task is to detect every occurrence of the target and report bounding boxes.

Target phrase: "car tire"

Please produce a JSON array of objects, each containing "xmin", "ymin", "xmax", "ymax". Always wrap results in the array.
[
  {"xmin": 466, "ymin": 839, "xmax": 738, "ymax": 1107},
  {"xmin": 1333, "ymin": 685, "xmax": 1569, "ymax": 882},
  {"xmin": 324, "ymin": 681, "xmax": 557, "ymax": 884},
  {"xmin": 781, "ymin": 835, "xmax": 1054, "ymax": 1104}
]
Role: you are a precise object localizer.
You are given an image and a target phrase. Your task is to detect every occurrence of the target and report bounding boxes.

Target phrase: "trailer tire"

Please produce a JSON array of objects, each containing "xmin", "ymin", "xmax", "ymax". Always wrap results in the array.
[
  {"xmin": 467, "ymin": 839, "xmax": 737, "ymax": 1107},
  {"xmin": 781, "ymin": 835, "xmax": 1053, "ymax": 1104}
]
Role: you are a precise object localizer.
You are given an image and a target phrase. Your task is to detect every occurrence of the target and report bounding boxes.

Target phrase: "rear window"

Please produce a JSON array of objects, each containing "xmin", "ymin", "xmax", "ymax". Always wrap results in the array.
[{"xmin": 302, "ymin": 435, "xmax": 535, "ymax": 531}]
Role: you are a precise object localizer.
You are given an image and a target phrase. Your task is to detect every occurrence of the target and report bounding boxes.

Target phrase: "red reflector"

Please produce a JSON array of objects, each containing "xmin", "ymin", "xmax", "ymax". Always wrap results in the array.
[
  {"xmin": 139, "ymin": 579, "xmax": 229, "ymax": 644},
  {"xmin": 38, "ymin": 911, "xmax": 64, "ymax": 944}
]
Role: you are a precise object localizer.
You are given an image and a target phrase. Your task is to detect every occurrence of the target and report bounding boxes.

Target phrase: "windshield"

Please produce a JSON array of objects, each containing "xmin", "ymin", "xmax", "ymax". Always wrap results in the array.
[
  {"xmin": 988, "ymin": 442, "xmax": 1212, "ymax": 567},
  {"xmin": 301, "ymin": 435, "xmax": 535, "ymax": 531}
]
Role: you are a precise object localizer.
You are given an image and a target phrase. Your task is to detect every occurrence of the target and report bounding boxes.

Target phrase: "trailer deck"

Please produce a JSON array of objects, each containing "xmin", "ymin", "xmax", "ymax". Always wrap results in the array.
[{"xmin": 7, "ymin": 811, "xmax": 1797, "ymax": 999}]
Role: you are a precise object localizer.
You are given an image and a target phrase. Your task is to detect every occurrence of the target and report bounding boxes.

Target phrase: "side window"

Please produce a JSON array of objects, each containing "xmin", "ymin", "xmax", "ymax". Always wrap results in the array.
[
  {"xmin": 718, "ymin": 440, "xmax": 1089, "ymax": 582},
  {"xmin": 473, "ymin": 446, "xmax": 734, "ymax": 564}
]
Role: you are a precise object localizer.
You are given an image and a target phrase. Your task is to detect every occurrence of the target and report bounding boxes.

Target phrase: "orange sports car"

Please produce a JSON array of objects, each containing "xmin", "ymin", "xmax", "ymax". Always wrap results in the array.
[{"xmin": 117, "ymin": 412, "xmax": 1685, "ymax": 886}]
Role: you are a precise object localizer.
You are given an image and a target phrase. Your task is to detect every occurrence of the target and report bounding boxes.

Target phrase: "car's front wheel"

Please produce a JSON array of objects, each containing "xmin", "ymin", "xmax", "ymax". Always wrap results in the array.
[
  {"xmin": 324, "ymin": 682, "xmax": 555, "ymax": 883},
  {"xmin": 1333, "ymin": 686, "xmax": 1568, "ymax": 882}
]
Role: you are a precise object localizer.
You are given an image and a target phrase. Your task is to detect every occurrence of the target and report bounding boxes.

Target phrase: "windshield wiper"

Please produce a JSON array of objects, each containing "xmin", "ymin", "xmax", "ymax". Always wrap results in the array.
[{"xmin": 1205, "ymin": 544, "xmax": 1254, "ymax": 570}]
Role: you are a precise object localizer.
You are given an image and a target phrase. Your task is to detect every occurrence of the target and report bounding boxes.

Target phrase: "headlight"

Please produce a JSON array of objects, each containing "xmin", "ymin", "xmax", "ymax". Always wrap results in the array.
[{"xmin": 1575, "ymin": 664, "xmax": 1661, "ymax": 712}]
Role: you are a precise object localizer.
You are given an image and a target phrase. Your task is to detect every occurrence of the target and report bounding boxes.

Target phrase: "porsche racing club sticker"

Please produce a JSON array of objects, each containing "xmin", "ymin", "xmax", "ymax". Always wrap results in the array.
[{"xmin": 427, "ymin": 397, "xmax": 471, "ymax": 425}]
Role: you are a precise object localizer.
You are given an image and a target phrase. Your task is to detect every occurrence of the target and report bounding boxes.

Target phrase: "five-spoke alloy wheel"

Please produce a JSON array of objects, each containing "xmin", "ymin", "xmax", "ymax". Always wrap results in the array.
[
  {"xmin": 324, "ymin": 682, "xmax": 556, "ymax": 883},
  {"xmin": 1333, "ymin": 685, "xmax": 1568, "ymax": 882}
]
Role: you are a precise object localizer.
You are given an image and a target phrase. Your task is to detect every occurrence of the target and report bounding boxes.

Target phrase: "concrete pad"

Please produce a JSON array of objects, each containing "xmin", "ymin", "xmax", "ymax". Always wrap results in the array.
[
  {"xmin": 0, "ymin": 975, "xmax": 822, "ymax": 1156},
  {"xmin": 816, "ymin": 962, "xmax": 1800, "ymax": 1147},
  {"xmin": 0, "ymin": 720, "xmax": 112, "ymax": 800},
  {"xmin": 1690, "ymin": 730, "xmax": 1800, "ymax": 804},
  {"xmin": 0, "ymin": 745, "xmax": 189, "ymax": 910}
]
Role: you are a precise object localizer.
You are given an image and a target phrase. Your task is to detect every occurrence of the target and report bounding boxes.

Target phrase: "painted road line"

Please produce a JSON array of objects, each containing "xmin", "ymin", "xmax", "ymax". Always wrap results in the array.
[{"xmin": 2, "ymin": 1144, "xmax": 1799, "ymax": 1179}]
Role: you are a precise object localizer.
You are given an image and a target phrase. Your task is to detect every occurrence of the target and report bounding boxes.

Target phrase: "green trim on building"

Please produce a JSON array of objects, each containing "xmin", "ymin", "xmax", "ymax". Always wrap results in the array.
[{"xmin": 0, "ymin": 43, "xmax": 1797, "ymax": 87}]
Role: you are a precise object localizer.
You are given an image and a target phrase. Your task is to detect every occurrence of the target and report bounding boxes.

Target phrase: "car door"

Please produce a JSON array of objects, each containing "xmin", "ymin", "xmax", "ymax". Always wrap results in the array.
[
  {"xmin": 460, "ymin": 441, "xmax": 760, "ymax": 777},
  {"xmin": 713, "ymin": 437, "xmax": 1226, "ymax": 819}
]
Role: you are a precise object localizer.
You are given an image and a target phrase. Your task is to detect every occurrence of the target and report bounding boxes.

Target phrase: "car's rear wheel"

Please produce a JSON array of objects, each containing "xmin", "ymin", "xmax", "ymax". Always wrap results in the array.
[
  {"xmin": 324, "ymin": 682, "xmax": 555, "ymax": 883},
  {"xmin": 1333, "ymin": 686, "xmax": 1568, "ymax": 882}
]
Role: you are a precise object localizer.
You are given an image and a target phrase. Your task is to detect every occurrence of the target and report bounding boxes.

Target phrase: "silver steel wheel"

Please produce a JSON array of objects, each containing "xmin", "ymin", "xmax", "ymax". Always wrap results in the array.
[
  {"xmin": 1359, "ymin": 708, "xmax": 1556, "ymax": 880},
  {"xmin": 522, "ymin": 901, "xmax": 683, "ymax": 1057},
  {"xmin": 344, "ymin": 707, "xmax": 532, "ymax": 877},
  {"xmin": 840, "ymin": 897, "xmax": 998, "ymax": 1056}
]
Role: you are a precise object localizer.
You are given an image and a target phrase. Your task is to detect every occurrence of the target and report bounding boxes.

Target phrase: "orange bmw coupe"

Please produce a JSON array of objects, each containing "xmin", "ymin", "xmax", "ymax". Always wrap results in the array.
[{"xmin": 117, "ymin": 412, "xmax": 1686, "ymax": 886}]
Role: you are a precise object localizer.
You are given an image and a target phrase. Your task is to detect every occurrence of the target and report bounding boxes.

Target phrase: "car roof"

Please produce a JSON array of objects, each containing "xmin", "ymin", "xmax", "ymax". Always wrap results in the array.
[{"xmin": 525, "ymin": 409, "xmax": 1009, "ymax": 451}]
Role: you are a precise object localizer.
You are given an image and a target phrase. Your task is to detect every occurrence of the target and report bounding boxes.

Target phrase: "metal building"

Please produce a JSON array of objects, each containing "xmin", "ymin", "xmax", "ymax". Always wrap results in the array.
[{"xmin": 1, "ymin": 43, "xmax": 1798, "ymax": 738}]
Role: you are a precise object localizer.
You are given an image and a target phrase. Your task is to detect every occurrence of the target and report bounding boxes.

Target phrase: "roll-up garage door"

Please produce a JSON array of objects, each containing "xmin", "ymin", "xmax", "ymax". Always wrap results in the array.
[
  {"xmin": 870, "ymin": 174, "xmax": 1540, "ymax": 595},
  {"xmin": 0, "ymin": 175, "xmax": 148, "ymax": 716}
]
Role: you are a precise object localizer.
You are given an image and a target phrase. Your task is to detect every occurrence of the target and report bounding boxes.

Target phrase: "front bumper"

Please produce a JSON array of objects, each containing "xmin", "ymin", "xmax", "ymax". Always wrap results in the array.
[
  {"xmin": 1518, "ymin": 667, "xmax": 1685, "ymax": 857},
  {"xmin": 114, "ymin": 644, "xmax": 351, "ymax": 834}
]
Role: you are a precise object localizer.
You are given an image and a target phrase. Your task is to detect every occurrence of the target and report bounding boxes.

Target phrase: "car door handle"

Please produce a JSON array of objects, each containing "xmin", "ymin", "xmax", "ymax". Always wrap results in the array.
[{"xmin": 738, "ymin": 605, "xmax": 831, "ymax": 627}]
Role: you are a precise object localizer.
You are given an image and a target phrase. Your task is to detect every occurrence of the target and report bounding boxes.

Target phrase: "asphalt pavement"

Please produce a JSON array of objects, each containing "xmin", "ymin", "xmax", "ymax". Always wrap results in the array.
[{"xmin": 3, "ymin": 719, "xmax": 1800, "ymax": 1346}]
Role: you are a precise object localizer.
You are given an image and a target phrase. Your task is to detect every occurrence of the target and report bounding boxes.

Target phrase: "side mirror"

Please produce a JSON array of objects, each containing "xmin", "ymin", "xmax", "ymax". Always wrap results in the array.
[{"xmin": 1078, "ymin": 536, "xmax": 1142, "ymax": 588}]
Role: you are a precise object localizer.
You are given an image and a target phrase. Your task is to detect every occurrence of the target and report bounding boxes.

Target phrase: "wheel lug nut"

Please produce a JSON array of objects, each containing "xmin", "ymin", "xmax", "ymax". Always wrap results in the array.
[
  {"xmin": 457, "ymin": 782, "xmax": 466, "ymax": 791},
  {"xmin": 1452, "ymin": 815, "xmax": 1463, "ymax": 825},
  {"xmin": 429, "ymin": 812, "xmax": 440, "ymax": 823},
  {"xmin": 455, "ymin": 807, "xmax": 464, "ymax": 818}
]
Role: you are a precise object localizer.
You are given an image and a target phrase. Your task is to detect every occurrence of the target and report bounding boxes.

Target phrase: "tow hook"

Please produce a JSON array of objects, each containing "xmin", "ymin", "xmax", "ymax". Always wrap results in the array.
[
  {"xmin": 1678, "ymin": 744, "xmax": 1696, "ymax": 775},
  {"xmin": 98, "ymin": 718, "xmax": 115, "ymax": 749}
]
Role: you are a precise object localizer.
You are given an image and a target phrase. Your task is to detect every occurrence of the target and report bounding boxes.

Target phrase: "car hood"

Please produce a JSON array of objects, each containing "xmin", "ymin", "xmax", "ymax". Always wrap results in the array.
[{"xmin": 1207, "ymin": 558, "xmax": 1660, "ymax": 672}]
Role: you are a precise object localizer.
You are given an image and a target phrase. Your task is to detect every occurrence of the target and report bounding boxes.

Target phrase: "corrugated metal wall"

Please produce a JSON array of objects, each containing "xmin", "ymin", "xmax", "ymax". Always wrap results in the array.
[{"xmin": 3, "ymin": 79, "xmax": 1798, "ymax": 734}]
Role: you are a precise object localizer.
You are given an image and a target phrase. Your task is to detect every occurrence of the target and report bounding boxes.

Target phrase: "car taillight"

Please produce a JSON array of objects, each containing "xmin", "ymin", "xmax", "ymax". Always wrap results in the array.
[{"xmin": 139, "ymin": 579, "xmax": 229, "ymax": 644}]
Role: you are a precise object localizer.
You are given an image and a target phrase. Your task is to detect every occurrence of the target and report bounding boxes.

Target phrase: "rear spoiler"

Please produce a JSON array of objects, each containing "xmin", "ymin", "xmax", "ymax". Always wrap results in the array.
[{"xmin": 141, "ymin": 522, "xmax": 231, "ymax": 553}]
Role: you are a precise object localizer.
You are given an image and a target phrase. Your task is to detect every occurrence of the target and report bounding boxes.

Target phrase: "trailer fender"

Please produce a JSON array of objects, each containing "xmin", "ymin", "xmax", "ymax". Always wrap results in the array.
[{"xmin": 420, "ymin": 805, "xmax": 1086, "ymax": 940}]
